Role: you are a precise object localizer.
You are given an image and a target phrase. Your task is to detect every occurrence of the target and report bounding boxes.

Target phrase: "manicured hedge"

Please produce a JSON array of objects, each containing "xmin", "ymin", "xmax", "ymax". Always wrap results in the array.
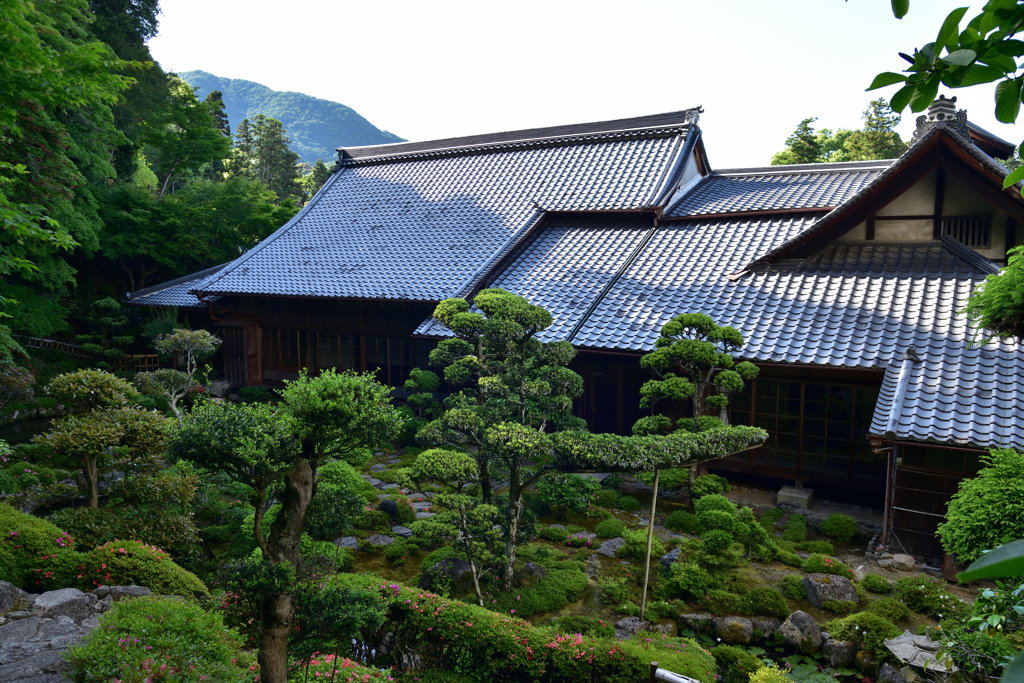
[{"xmin": 335, "ymin": 573, "xmax": 716, "ymax": 683}]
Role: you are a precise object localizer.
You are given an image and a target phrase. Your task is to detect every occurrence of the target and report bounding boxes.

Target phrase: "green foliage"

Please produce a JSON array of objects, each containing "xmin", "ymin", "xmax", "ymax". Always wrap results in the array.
[
  {"xmin": 666, "ymin": 561, "xmax": 722, "ymax": 599},
  {"xmin": 78, "ymin": 540, "xmax": 210, "ymax": 597},
  {"xmin": 701, "ymin": 529, "xmax": 734, "ymax": 554},
  {"xmin": 893, "ymin": 575, "xmax": 969, "ymax": 620},
  {"xmin": 598, "ymin": 575, "xmax": 633, "ymax": 604},
  {"xmin": 938, "ymin": 448, "xmax": 1024, "ymax": 562},
  {"xmin": 770, "ymin": 100, "xmax": 906, "ymax": 166},
  {"xmin": 539, "ymin": 525, "xmax": 567, "ymax": 542},
  {"xmin": 801, "ymin": 554, "xmax": 853, "ymax": 579},
  {"xmin": 306, "ymin": 483, "xmax": 364, "ymax": 541},
  {"xmin": 743, "ymin": 587, "xmax": 791, "ymax": 619},
  {"xmin": 637, "ymin": 466, "xmax": 691, "ymax": 490},
  {"xmin": 825, "ymin": 612, "xmax": 901, "ymax": 656},
  {"xmin": 595, "ymin": 488, "xmax": 619, "ymax": 508},
  {"xmin": 735, "ymin": 507, "xmax": 779, "ymax": 561},
  {"xmin": 238, "ymin": 386, "xmax": 271, "ymax": 403},
  {"xmin": 383, "ymin": 539, "xmax": 421, "ymax": 566},
  {"xmin": 537, "ymin": 472, "xmax": 601, "ymax": 518},
  {"xmin": 694, "ymin": 494, "xmax": 736, "ymax": 515},
  {"xmin": 759, "ymin": 508, "xmax": 784, "ymax": 531},
  {"xmin": 711, "ymin": 645, "xmax": 763, "ymax": 683},
  {"xmin": 420, "ymin": 545, "xmax": 465, "ymax": 573},
  {"xmin": 616, "ymin": 495, "xmax": 641, "ymax": 512},
  {"xmin": 867, "ymin": 597, "xmax": 911, "ymax": 623},
  {"xmin": 690, "ymin": 473, "xmax": 730, "ymax": 499},
  {"xmin": 0, "ymin": 362, "xmax": 34, "ymax": 411},
  {"xmin": 45, "ymin": 369, "xmax": 139, "ymax": 413},
  {"xmin": 820, "ymin": 600, "xmax": 858, "ymax": 615},
  {"xmin": 665, "ymin": 509, "xmax": 701, "ymax": 534},
  {"xmin": 783, "ymin": 514, "xmax": 807, "ymax": 543},
  {"xmin": 819, "ymin": 514, "xmax": 859, "ymax": 543},
  {"xmin": 778, "ymin": 550, "xmax": 803, "ymax": 567},
  {"xmin": 781, "ymin": 574, "xmax": 806, "ymax": 600},
  {"xmin": 795, "ymin": 540, "xmax": 834, "ymax": 555},
  {"xmin": 491, "ymin": 547, "xmax": 588, "ymax": 618},
  {"xmin": 618, "ymin": 600, "xmax": 641, "ymax": 616},
  {"xmin": 356, "ymin": 510, "xmax": 392, "ymax": 533},
  {"xmin": 698, "ymin": 510, "xmax": 736, "ymax": 534},
  {"xmin": 551, "ymin": 615, "xmax": 615, "ymax": 638},
  {"xmin": 617, "ymin": 529, "xmax": 666, "ymax": 559},
  {"xmin": 860, "ymin": 573, "xmax": 893, "ymax": 594},
  {"xmin": 595, "ymin": 517, "xmax": 625, "ymax": 539},
  {"xmin": 749, "ymin": 665, "xmax": 797, "ymax": 683},
  {"xmin": 0, "ymin": 503, "xmax": 76, "ymax": 590},
  {"xmin": 933, "ymin": 625, "xmax": 1020, "ymax": 678},
  {"xmin": 704, "ymin": 589, "xmax": 745, "ymax": 615},
  {"xmin": 966, "ymin": 246, "xmax": 1024, "ymax": 340},
  {"xmin": 65, "ymin": 597, "xmax": 255, "ymax": 682}
]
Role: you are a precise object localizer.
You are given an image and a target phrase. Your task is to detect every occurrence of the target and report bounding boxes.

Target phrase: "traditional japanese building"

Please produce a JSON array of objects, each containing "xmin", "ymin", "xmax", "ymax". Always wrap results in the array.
[{"xmin": 127, "ymin": 98, "xmax": 1024, "ymax": 561}]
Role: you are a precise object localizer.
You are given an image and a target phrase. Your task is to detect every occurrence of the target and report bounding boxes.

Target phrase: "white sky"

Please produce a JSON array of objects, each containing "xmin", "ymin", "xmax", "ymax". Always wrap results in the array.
[{"xmin": 149, "ymin": 0, "xmax": 1021, "ymax": 169}]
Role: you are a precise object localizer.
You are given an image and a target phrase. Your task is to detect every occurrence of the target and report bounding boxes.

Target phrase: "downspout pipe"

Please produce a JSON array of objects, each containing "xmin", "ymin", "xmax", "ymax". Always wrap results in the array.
[{"xmin": 880, "ymin": 346, "xmax": 921, "ymax": 551}]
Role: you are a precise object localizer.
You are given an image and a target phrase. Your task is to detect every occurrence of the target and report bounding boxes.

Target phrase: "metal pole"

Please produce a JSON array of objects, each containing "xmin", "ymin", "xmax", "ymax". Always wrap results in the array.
[{"xmin": 640, "ymin": 469, "xmax": 660, "ymax": 621}]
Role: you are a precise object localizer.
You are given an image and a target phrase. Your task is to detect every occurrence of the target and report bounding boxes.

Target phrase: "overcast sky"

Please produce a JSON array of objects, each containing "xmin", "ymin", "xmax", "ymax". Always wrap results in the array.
[{"xmin": 150, "ymin": 0, "xmax": 1021, "ymax": 169}]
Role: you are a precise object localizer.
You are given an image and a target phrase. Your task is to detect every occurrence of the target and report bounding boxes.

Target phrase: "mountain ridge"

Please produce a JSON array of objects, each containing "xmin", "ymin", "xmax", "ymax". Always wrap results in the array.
[{"xmin": 179, "ymin": 70, "xmax": 404, "ymax": 165}]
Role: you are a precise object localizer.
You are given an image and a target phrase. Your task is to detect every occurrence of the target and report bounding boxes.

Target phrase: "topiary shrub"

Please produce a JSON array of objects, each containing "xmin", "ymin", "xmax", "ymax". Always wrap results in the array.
[
  {"xmin": 937, "ymin": 448, "xmax": 1024, "ymax": 562},
  {"xmin": 820, "ymin": 600, "xmax": 858, "ymax": 615},
  {"xmin": 819, "ymin": 513, "xmax": 858, "ymax": 542},
  {"xmin": 356, "ymin": 509, "xmax": 393, "ymax": 534},
  {"xmin": 711, "ymin": 644, "xmax": 762, "ymax": 683},
  {"xmin": 76, "ymin": 540, "xmax": 210, "ymax": 598},
  {"xmin": 867, "ymin": 597, "xmax": 911, "ymax": 623},
  {"xmin": 617, "ymin": 600, "xmax": 641, "ymax": 616},
  {"xmin": 666, "ymin": 561, "xmax": 721, "ymax": 599},
  {"xmin": 743, "ymin": 587, "xmax": 790, "ymax": 619},
  {"xmin": 319, "ymin": 459, "xmax": 378, "ymax": 502},
  {"xmin": 616, "ymin": 529, "xmax": 666, "ymax": 559},
  {"xmin": 690, "ymin": 474, "xmax": 729, "ymax": 500},
  {"xmin": 778, "ymin": 550, "xmax": 803, "ymax": 567},
  {"xmin": 594, "ymin": 518, "xmax": 625, "ymax": 539},
  {"xmin": 801, "ymin": 554, "xmax": 853, "ymax": 579},
  {"xmin": 860, "ymin": 573, "xmax": 892, "ymax": 594},
  {"xmin": 825, "ymin": 612, "xmax": 900, "ymax": 657},
  {"xmin": 539, "ymin": 525, "xmax": 567, "ymax": 542},
  {"xmin": 551, "ymin": 615, "xmax": 615, "ymax": 638},
  {"xmin": 795, "ymin": 540, "xmax": 834, "ymax": 555},
  {"xmin": 782, "ymin": 515, "xmax": 806, "ymax": 542},
  {"xmin": 694, "ymin": 494, "xmax": 737, "ymax": 515},
  {"xmin": 781, "ymin": 574, "xmax": 805, "ymax": 600},
  {"xmin": 704, "ymin": 589, "xmax": 744, "ymax": 615},
  {"xmin": 384, "ymin": 539, "xmax": 421, "ymax": 566},
  {"xmin": 0, "ymin": 503, "xmax": 77, "ymax": 590},
  {"xmin": 65, "ymin": 596, "xmax": 255, "ymax": 682},
  {"xmin": 893, "ymin": 575, "xmax": 969, "ymax": 620},
  {"xmin": 697, "ymin": 510, "xmax": 736, "ymax": 534},
  {"xmin": 595, "ymin": 489, "xmax": 619, "ymax": 509},
  {"xmin": 701, "ymin": 529, "xmax": 734, "ymax": 554},
  {"xmin": 759, "ymin": 508, "xmax": 784, "ymax": 531},
  {"xmin": 616, "ymin": 495, "xmax": 641, "ymax": 512},
  {"xmin": 749, "ymin": 665, "xmax": 796, "ymax": 683},
  {"xmin": 665, "ymin": 510, "xmax": 701, "ymax": 534}
]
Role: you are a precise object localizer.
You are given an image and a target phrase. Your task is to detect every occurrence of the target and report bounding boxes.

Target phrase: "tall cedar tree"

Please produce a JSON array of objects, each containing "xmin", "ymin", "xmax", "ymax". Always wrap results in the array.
[
  {"xmin": 417, "ymin": 288, "xmax": 584, "ymax": 590},
  {"xmin": 771, "ymin": 100, "xmax": 905, "ymax": 165},
  {"xmin": 229, "ymin": 115, "xmax": 301, "ymax": 202}
]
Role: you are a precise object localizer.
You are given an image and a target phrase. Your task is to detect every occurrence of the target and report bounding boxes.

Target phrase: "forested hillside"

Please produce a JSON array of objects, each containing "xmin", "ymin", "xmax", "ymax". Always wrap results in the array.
[{"xmin": 180, "ymin": 70, "xmax": 404, "ymax": 164}]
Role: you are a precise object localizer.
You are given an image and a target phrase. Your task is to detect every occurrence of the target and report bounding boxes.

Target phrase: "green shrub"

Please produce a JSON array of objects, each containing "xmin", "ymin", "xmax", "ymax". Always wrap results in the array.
[
  {"xmin": 319, "ymin": 459, "xmax": 377, "ymax": 501},
  {"xmin": 645, "ymin": 600, "xmax": 675, "ymax": 620},
  {"xmin": 666, "ymin": 561, "xmax": 721, "ymax": 599},
  {"xmin": 860, "ymin": 573, "xmax": 893, "ymax": 594},
  {"xmin": 749, "ymin": 665, "xmax": 796, "ymax": 683},
  {"xmin": 551, "ymin": 615, "xmax": 615, "ymax": 638},
  {"xmin": 356, "ymin": 509, "xmax": 393, "ymax": 533},
  {"xmin": 820, "ymin": 600, "xmax": 858, "ymax": 614},
  {"xmin": 420, "ymin": 545, "xmax": 465, "ymax": 573},
  {"xmin": 694, "ymin": 494, "xmax": 737, "ymax": 515},
  {"xmin": 801, "ymin": 554, "xmax": 853, "ymax": 579},
  {"xmin": 819, "ymin": 513, "xmax": 858, "ymax": 542},
  {"xmin": 0, "ymin": 503, "xmax": 77, "ymax": 590},
  {"xmin": 539, "ymin": 525, "xmax": 568, "ymax": 542},
  {"xmin": 893, "ymin": 576, "xmax": 969, "ymax": 620},
  {"xmin": 704, "ymin": 589, "xmax": 744, "ymax": 615},
  {"xmin": 665, "ymin": 510, "xmax": 701, "ymax": 534},
  {"xmin": 825, "ymin": 612, "xmax": 900, "ymax": 656},
  {"xmin": 937, "ymin": 448, "xmax": 1024, "ymax": 562},
  {"xmin": 759, "ymin": 508, "xmax": 784, "ymax": 531},
  {"xmin": 618, "ymin": 601, "xmax": 641, "ymax": 616},
  {"xmin": 690, "ymin": 474, "xmax": 729, "ymax": 500},
  {"xmin": 617, "ymin": 529, "xmax": 665, "ymax": 559},
  {"xmin": 867, "ymin": 597, "xmax": 911, "ymax": 623},
  {"xmin": 795, "ymin": 540, "xmax": 834, "ymax": 555},
  {"xmin": 638, "ymin": 467, "xmax": 691, "ymax": 491},
  {"xmin": 492, "ymin": 555, "xmax": 588, "ymax": 618},
  {"xmin": 783, "ymin": 515, "xmax": 807, "ymax": 542},
  {"xmin": 697, "ymin": 510, "xmax": 736, "ymax": 534},
  {"xmin": 565, "ymin": 524, "xmax": 585, "ymax": 534},
  {"xmin": 616, "ymin": 495, "xmax": 641, "ymax": 512},
  {"xmin": 384, "ymin": 494, "xmax": 417, "ymax": 525},
  {"xmin": 595, "ymin": 518, "xmax": 625, "ymax": 539},
  {"xmin": 65, "ymin": 596, "xmax": 255, "ymax": 682},
  {"xmin": 743, "ymin": 587, "xmax": 790, "ymax": 618},
  {"xmin": 617, "ymin": 632, "xmax": 717, "ymax": 683},
  {"xmin": 701, "ymin": 529, "xmax": 734, "ymax": 554},
  {"xmin": 598, "ymin": 576, "xmax": 633, "ymax": 604},
  {"xmin": 935, "ymin": 626, "xmax": 1020, "ymax": 678},
  {"xmin": 238, "ymin": 386, "xmax": 272, "ymax": 403},
  {"xmin": 781, "ymin": 574, "xmax": 805, "ymax": 600},
  {"xmin": 735, "ymin": 507, "xmax": 779, "ymax": 561},
  {"xmin": 595, "ymin": 489, "xmax": 619, "ymax": 508},
  {"xmin": 77, "ymin": 540, "xmax": 210, "ymax": 597},
  {"xmin": 384, "ymin": 539, "xmax": 421, "ymax": 566},
  {"xmin": 711, "ymin": 644, "xmax": 762, "ymax": 683},
  {"xmin": 778, "ymin": 551, "xmax": 803, "ymax": 567}
]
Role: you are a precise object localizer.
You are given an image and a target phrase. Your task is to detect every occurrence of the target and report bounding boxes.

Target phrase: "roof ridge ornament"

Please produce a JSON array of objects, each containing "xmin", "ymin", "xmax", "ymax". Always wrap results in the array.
[{"xmin": 911, "ymin": 95, "xmax": 969, "ymax": 146}]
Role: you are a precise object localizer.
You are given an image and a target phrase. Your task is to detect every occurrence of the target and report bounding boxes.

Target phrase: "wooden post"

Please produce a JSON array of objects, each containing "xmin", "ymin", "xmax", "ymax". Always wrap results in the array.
[
  {"xmin": 650, "ymin": 661, "xmax": 659, "ymax": 683},
  {"xmin": 640, "ymin": 469, "xmax": 660, "ymax": 621}
]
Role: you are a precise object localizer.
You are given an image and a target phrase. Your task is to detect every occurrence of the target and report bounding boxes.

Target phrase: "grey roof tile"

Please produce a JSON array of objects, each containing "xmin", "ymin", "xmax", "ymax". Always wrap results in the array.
[
  {"xmin": 197, "ymin": 126, "xmax": 690, "ymax": 301},
  {"xmin": 124, "ymin": 264, "xmax": 226, "ymax": 308}
]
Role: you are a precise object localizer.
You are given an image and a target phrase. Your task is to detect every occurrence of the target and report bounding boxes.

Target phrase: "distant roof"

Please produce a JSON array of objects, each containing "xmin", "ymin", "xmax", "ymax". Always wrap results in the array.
[
  {"xmin": 870, "ymin": 342, "xmax": 1024, "ymax": 450},
  {"xmin": 336, "ymin": 110, "xmax": 701, "ymax": 161},
  {"xmin": 967, "ymin": 122, "xmax": 1016, "ymax": 159},
  {"xmin": 124, "ymin": 264, "xmax": 226, "ymax": 308},
  {"xmin": 195, "ymin": 113, "xmax": 698, "ymax": 301},
  {"xmin": 665, "ymin": 160, "xmax": 891, "ymax": 218}
]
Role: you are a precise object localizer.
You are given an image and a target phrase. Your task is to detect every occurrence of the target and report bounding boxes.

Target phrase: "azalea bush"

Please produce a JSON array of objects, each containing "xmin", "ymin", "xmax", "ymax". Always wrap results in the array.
[
  {"xmin": 75, "ymin": 540, "xmax": 210, "ymax": 598},
  {"xmin": 801, "ymin": 554, "xmax": 853, "ymax": 579},
  {"xmin": 0, "ymin": 503, "xmax": 77, "ymax": 590}
]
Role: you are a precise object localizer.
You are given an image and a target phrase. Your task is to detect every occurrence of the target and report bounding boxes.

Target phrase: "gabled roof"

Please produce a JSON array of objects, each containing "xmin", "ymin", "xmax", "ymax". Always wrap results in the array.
[
  {"xmin": 193, "ymin": 112, "xmax": 700, "ymax": 302},
  {"xmin": 124, "ymin": 263, "xmax": 226, "ymax": 308},
  {"xmin": 870, "ymin": 342, "xmax": 1024, "ymax": 450},
  {"xmin": 664, "ymin": 160, "xmax": 891, "ymax": 218}
]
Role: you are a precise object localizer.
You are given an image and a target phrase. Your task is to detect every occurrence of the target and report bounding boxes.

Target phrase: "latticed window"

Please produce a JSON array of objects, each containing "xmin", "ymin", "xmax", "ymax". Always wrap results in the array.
[{"xmin": 942, "ymin": 215, "xmax": 991, "ymax": 247}]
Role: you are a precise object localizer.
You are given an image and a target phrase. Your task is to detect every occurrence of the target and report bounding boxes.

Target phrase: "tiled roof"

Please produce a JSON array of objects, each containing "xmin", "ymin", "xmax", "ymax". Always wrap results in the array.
[
  {"xmin": 124, "ymin": 264, "xmax": 226, "ymax": 308},
  {"xmin": 871, "ymin": 343, "xmax": 1024, "ymax": 450},
  {"xmin": 196, "ymin": 116, "xmax": 696, "ymax": 301},
  {"xmin": 664, "ymin": 161, "xmax": 891, "ymax": 218}
]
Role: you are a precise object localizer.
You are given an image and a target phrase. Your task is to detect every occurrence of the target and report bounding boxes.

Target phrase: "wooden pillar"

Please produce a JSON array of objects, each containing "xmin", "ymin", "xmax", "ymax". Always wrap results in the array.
[{"xmin": 933, "ymin": 168, "xmax": 946, "ymax": 240}]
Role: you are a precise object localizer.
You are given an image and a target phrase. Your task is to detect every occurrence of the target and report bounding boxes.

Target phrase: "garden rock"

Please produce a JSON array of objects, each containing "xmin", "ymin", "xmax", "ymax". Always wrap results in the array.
[
  {"xmin": 892, "ymin": 554, "xmax": 915, "ymax": 571},
  {"xmin": 378, "ymin": 499, "xmax": 399, "ymax": 523},
  {"xmin": 614, "ymin": 616, "xmax": 648, "ymax": 639},
  {"xmin": 572, "ymin": 531, "xmax": 597, "ymax": 540},
  {"xmin": 803, "ymin": 573, "xmax": 858, "ymax": 608},
  {"xmin": 597, "ymin": 538, "xmax": 625, "ymax": 557},
  {"xmin": 366, "ymin": 534, "xmax": 394, "ymax": 546},
  {"xmin": 107, "ymin": 586, "xmax": 151, "ymax": 603},
  {"xmin": 823, "ymin": 639, "xmax": 856, "ymax": 667},
  {"xmin": 207, "ymin": 379, "xmax": 232, "ymax": 398},
  {"xmin": 750, "ymin": 617, "xmax": 780, "ymax": 638},
  {"xmin": 411, "ymin": 502, "xmax": 432, "ymax": 512},
  {"xmin": 653, "ymin": 623, "xmax": 674, "ymax": 635},
  {"xmin": 855, "ymin": 650, "xmax": 877, "ymax": 675},
  {"xmin": 415, "ymin": 512, "xmax": 435, "ymax": 519},
  {"xmin": 379, "ymin": 483, "xmax": 400, "ymax": 491},
  {"xmin": 713, "ymin": 616, "xmax": 753, "ymax": 644},
  {"xmin": 659, "ymin": 548, "xmax": 680, "ymax": 571},
  {"xmin": 523, "ymin": 562, "xmax": 547, "ymax": 579},
  {"xmin": 388, "ymin": 458, "xmax": 402, "ymax": 464},
  {"xmin": 391, "ymin": 526, "xmax": 413, "ymax": 540},
  {"xmin": 680, "ymin": 613, "xmax": 714, "ymax": 634},
  {"xmin": 365, "ymin": 478, "xmax": 382, "ymax": 487},
  {"xmin": 335, "ymin": 536, "xmax": 358, "ymax": 549},
  {"xmin": 370, "ymin": 464, "xmax": 386, "ymax": 472},
  {"xmin": 878, "ymin": 663, "xmax": 908, "ymax": 683},
  {"xmin": 0, "ymin": 582, "xmax": 28, "ymax": 615},
  {"xmin": 418, "ymin": 559, "xmax": 475, "ymax": 594},
  {"xmin": 32, "ymin": 589, "xmax": 93, "ymax": 625},
  {"xmin": 778, "ymin": 611, "xmax": 822, "ymax": 654}
]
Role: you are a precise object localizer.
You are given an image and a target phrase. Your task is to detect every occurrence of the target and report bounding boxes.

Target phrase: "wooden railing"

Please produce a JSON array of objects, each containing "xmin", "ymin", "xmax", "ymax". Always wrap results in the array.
[
  {"xmin": 16, "ymin": 336, "xmax": 161, "ymax": 372},
  {"xmin": 112, "ymin": 354, "xmax": 161, "ymax": 372},
  {"xmin": 16, "ymin": 336, "xmax": 91, "ymax": 358}
]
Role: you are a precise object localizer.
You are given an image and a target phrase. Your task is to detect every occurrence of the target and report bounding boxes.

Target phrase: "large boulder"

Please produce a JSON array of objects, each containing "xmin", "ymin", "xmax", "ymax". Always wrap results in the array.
[
  {"xmin": 378, "ymin": 498, "xmax": 399, "ymax": 523},
  {"xmin": 0, "ymin": 581, "xmax": 28, "ymax": 615},
  {"xmin": 418, "ymin": 559, "xmax": 475, "ymax": 594},
  {"xmin": 750, "ymin": 617, "xmax": 780, "ymax": 639},
  {"xmin": 207, "ymin": 380, "xmax": 232, "ymax": 398},
  {"xmin": 365, "ymin": 534, "xmax": 394, "ymax": 546},
  {"xmin": 391, "ymin": 526, "xmax": 413, "ymax": 540},
  {"xmin": 778, "ymin": 611, "xmax": 823, "ymax": 654},
  {"xmin": 714, "ymin": 616, "xmax": 753, "ymax": 644},
  {"xmin": 892, "ymin": 554, "xmax": 915, "ymax": 571},
  {"xmin": 32, "ymin": 589, "xmax": 93, "ymax": 625},
  {"xmin": 614, "ymin": 616, "xmax": 648, "ymax": 639},
  {"xmin": 680, "ymin": 613, "xmax": 714, "ymax": 634},
  {"xmin": 597, "ymin": 538, "xmax": 625, "ymax": 557},
  {"xmin": 823, "ymin": 639, "xmax": 857, "ymax": 667},
  {"xmin": 660, "ymin": 548, "xmax": 681, "ymax": 571},
  {"xmin": 803, "ymin": 573, "xmax": 859, "ymax": 608}
]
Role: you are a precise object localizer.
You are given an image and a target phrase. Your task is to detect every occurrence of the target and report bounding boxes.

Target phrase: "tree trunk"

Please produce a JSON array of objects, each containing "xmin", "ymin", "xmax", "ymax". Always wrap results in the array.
[
  {"xmin": 258, "ymin": 457, "xmax": 317, "ymax": 683},
  {"xmin": 640, "ymin": 469, "xmax": 660, "ymax": 620},
  {"xmin": 503, "ymin": 498, "xmax": 520, "ymax": 592},
  {"xmin": 477, "ymin": 455, "xmax": 492, "ymax": 505},
  {"xmin": 85, "ymin": 455, "xmax": 99, "ymax": 509},
  {"xmin": 458, "ymin": 508, "xmax": 484, "ymax": 607}
]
